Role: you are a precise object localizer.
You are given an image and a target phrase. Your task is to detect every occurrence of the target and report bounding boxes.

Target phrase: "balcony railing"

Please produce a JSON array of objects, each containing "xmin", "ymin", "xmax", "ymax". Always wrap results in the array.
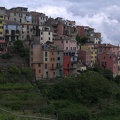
[
  {"xmin": 16, "ymin": 30, "xmax": 20, "ymax": 34},
  {"xmin": 56, "ymin": 65, "xmax": 62, "ymax": 69},
  {"xmin": 50, "ymin": 67, "xmax": 56, "ymax": 70}
]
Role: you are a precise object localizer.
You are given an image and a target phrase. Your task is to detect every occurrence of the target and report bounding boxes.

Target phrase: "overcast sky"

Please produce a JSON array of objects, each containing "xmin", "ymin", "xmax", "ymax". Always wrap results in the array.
[{"xmin": 1, "ymin": 0, "xmax": 120, "ymax": 45}]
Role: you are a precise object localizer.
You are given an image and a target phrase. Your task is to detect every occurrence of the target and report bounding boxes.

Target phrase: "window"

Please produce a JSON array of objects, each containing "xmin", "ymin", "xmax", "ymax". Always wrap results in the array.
[
  {"xmin": 57, "ymin": 57, "xmax": 60, "ymax": 60},
  {"xmin": 73, "ymin": 47, "xmax": 76, "ymax": 50},
  {"xmin": 39, "ymin": 70, "xmax": 41, "ymax": 73},
  {"xmin": 0, "ymin": 20, "xmax": 2, "ymax": 23},
  {"xmin": 49, "ymin": 37, "xmax": 50, "ymax": 40},
  {"xmin": 0, "ymin": 26, "xmax": 3, "ymax": 29},
  {"xmin": 53, "ymin": 72, "xmax": 55, "ymax": 76},
  {"xmin": 52, "ymin": 64, "xmax": 54, "ymax": 69},
  {"xmin": 41, "ymin": 32, "xmax": 43, "ymax": 35},
  {"xmin": 61, "ymin": 41, "xmax": 63, "ymax": 43},
  {"xmin": 60, "ymin": 37, "xmax": 62, "ymax": 39},
  {"xmin": 31, "ymin": 51, "xmax": 33, "ymax": 55},
  {"xmin": 0, "ymin": 16, "xmax": 3, "ymax": 18},
  {"xmin": 41, "ymin": 37, "xmax": 43, "ymax": 40},
  {"xmin": 45, "ymin": 52, "xmax": 47, "ymax": 57},
  {"xmin": 20, "ymin": 19, "xmax": 22, "ymax": 23},
  {"xmin": 48, "ymin": 32, "xmax": 50, "ymax": 35},
  {"xmin": 71, "ymin": 47, "xmax": 72, "ymax": 50},
  {"xmin": 110, "ymin": 56, "xmax": 111, "ymax": 59},
  {"xmin": 66, "ymin": 41, "xmax": 68, "ymax": 43},
  {"xmin": 30, "ymin": 28, "xmax": 32, "ymax": 32},
  {"xmin": 45, "ymin": 58, "xmax": 47, "ymax": 61},
  {"xmin": 27, "ymin": 25, "xmax": 29, "ymax": 29},
  {"xmin": 45, "ymin": 64, "xmax": 47, "ymax": 69},
  {"xmin": 58, "ymin": 51, "xmax": 60, "ymax": 54},
  {"xmin": 66, "ymin": 47, "xmax": 68, "ymax": 50},
  {"xmin": 67, "ymin": 64, "xmax": 69, "ymax": 67},
  {"xmin": 38, "ymin": 63, "xmax": 41, "ymax": 67},
  {"xmin": 52, "ymin": 52, "xmax": 54, "ymax": 55}
]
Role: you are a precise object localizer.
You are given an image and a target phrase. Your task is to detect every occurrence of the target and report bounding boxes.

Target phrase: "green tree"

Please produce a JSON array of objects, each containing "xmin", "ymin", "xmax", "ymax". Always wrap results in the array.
[
  {"xmin": 76, "ymin": 34, "xmax": 81, "ymax": 43},
  {"xmin": 103, "ymin": 69, "xmax": 113, "ymax": 81},
  {"xmin": 21, "ymin": 67, "xmax": 34, "ymax": 81},
  {"xmin": 81, "ymin": 37, "xmax": 88, "ymax": 44},
  {"xmin": 114, "ymin": 75, "xmax": 120, "ymax": 84},
  {"xmin": 76, "ymin": 34, "xmax": 88, "ymax": 45},
  {"xmin": 8, "ymin": 66, "xmax": 21, "ymax": 75},
  {"xmin": 14, "ymin": 40, "xmax": 24, "ymax": 53}
]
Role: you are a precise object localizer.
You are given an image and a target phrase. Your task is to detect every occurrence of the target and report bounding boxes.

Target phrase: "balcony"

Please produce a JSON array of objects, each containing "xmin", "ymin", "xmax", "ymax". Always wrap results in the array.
[
  {"xmin": 50, "ymin": 67, "xmax": 56, "ymax": 70},
  {"xmin": 56, "ymin": 65, "xmax": 62, "ymax": 69},
  {"xmin": 5, "ymin": 29, "xmax": 9, "ymax": 35},
  {"xmin": 11, "ymin": 30, "xmax": 15, "ymax": 36},
  {"xmin": 16, "ymin": 30, "xmax": 20, "ymax": 35}
]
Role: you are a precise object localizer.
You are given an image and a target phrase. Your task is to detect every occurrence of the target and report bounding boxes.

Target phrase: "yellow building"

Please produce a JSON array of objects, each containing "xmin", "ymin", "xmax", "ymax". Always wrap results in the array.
[
  {"xmin": 81, "ymin": 43, "xmax": 97, "ymax": 67},
  {"xmin": 0, "ymin": 14, "xmax": 4, "ymax": 36}
]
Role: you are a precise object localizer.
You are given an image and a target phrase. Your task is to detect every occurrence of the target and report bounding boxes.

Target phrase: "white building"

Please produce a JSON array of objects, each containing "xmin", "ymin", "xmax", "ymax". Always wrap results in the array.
[{"xmin": 39, "ymin": 26, "xmax": 53, "ymax": 44}]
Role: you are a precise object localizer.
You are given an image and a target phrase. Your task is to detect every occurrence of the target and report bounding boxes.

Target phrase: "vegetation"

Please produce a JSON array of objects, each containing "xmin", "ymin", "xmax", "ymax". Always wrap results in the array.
[
  {"xmin": 76, "ymin": 34, "xmax": 88, "ymax": 45},
  {"xmin": 1, "ymin": 65, "xmax": 120, "ymax": 119},
  {"xmin": 6, "ymin": 40, "xmax": 30, "ymax": 64},
  {"xmin": 0, "ymin": 53, "xmax": 12, "ymax": 59}
]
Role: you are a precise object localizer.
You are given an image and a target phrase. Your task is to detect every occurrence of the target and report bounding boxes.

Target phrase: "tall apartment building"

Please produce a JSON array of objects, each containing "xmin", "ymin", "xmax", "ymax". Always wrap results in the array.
[
  {"xmin": 4, "ymin": 20, "xmax": 20, "ymax": 44},
  {"xmin": 54, "ymin": 35, "xmax": 79, "ymax": 51},
  {"xmin": 30, "ymin": 42, "xmax": 63, "ymax": 80},
  {"xmin": 80, "ymin": 43, "xmax": 98, "ymax": 66},
  {"xmin": 39, "ymin": 13, "xmax": 48, "ymax": 25},
  {"xmin": 64, "ymin": 50, "xmax": 78, "ymax": 75},
  {"xmin": 77, "ymin": 26, "xmax": 102, "ymax": 44},
  {"xmin": 99, "ymin": 52, "xmax": 118, "ymax": 77},
  {"xmin": 7, "ymin": 7, "xmax": 35, "ymax": 41},
  {"xmin": 39, "ymin": 26, "xmax": 53, "ymax": 44}
]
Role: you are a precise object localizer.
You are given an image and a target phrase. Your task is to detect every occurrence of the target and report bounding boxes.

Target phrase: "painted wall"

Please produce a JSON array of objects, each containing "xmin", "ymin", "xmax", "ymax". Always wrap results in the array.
[{"xmin": 99, "ymin": 52, "xmax": 118, "ymax": 77}]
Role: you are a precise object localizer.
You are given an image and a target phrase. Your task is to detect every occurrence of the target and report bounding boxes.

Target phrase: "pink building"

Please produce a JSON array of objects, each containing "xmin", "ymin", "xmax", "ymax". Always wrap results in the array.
[
  {"xmin": 54, "ymin": 36, "xmax": 78, "ymax": 51},
  {"xmin": 95, "ymin": 44, "xmax": 119, "ymax": 57},
  {"xmin": 78, "ymin": 49, "xmax": 91, "ymax": 67},
  {"xmin": 99, "ymin": 52, "xmax": 118, "ymax": 77}
]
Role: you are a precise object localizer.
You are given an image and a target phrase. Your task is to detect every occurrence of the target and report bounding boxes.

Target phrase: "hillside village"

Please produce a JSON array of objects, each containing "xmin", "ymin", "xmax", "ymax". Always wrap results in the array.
[{"xmin": 0, "ymin": 6, "xmax": 120, "ymax": 80}]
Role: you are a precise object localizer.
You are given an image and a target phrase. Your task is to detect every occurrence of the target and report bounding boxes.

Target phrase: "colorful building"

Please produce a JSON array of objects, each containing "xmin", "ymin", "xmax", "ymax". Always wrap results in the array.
[
  {"xmin": 99, "ymin": 52, "xmax": 118, "ymax": 77},
  {"xmin": 4, "ymin": 20, "xmax": 20, "ymax": 44},
  {"xmin": 56, "ymin": 49, "xmax": 64, "ymax": 77},
  {"xmin": 39, "ymin": 26, "xmax": 53, "ymax": 44},
  {"xmin": 64, "ymin": 50, "xmax": 78, "ymax": 75},
  {"xmin": 80, "ymin": 44, "xmax": 97, "ymax": 67},
  {"xmin": 30, "ymin": 42, "xmax": 64, "ymax": 80},
  {"xmin": 78, "ymin": 49, "xmax": 91, "ymax": 67},
  {"xmin": 54, "ymin": 35, "xmax": 78, "ymax": 51}
]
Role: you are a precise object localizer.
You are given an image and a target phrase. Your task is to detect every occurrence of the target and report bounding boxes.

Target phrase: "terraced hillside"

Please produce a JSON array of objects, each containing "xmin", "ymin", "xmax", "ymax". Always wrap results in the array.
[{"xmin": 0, "ymin": 66, "xmax": 56, "ymax": 120}]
